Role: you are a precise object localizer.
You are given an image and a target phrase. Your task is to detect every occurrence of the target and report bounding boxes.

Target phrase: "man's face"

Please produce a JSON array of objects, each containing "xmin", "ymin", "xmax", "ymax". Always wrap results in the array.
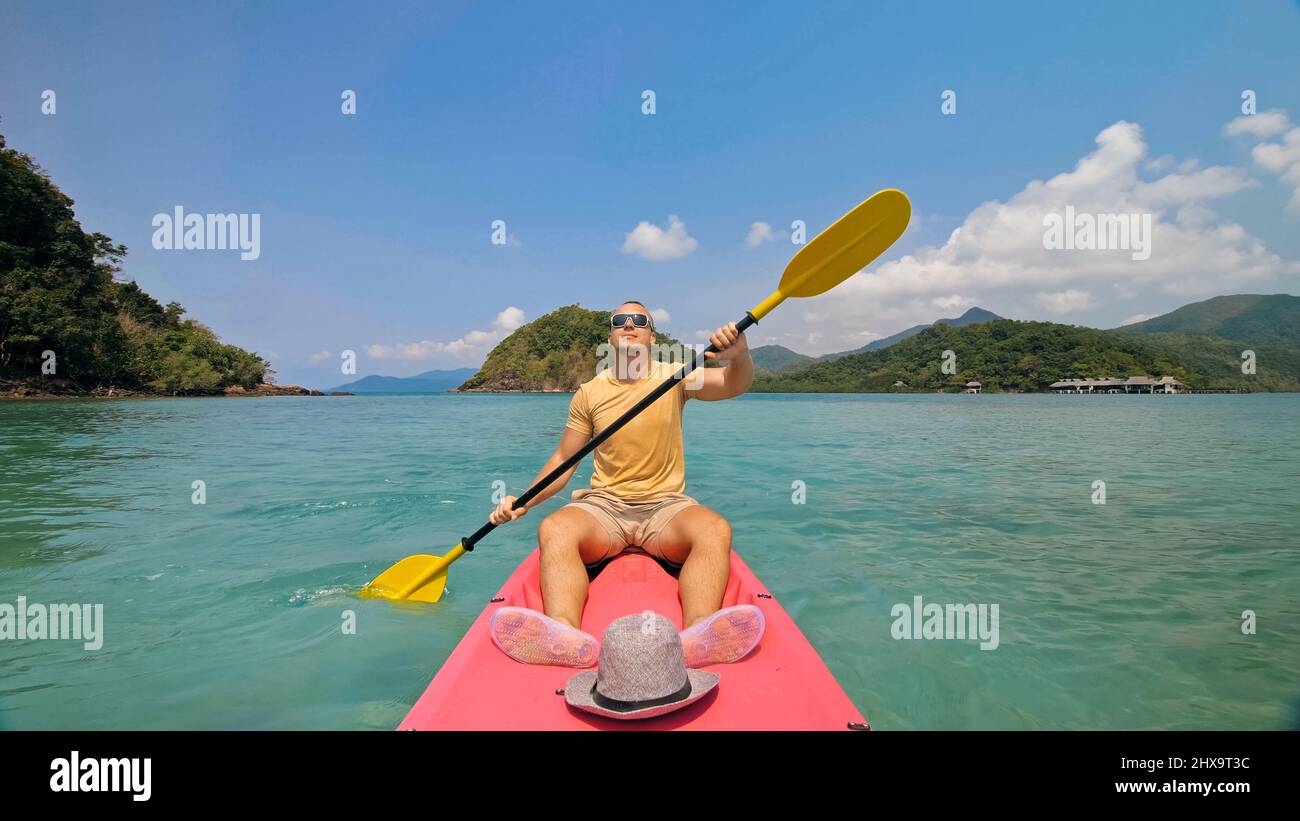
[{"xmin": 609, "ymin": 303, "xmax": 655, "ymax": 350}]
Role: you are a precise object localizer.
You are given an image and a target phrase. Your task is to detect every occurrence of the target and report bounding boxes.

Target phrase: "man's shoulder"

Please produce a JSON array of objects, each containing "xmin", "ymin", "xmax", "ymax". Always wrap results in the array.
[{"xmin": 574, "ymin": 372, "xmax": 606, "ymax": 393}]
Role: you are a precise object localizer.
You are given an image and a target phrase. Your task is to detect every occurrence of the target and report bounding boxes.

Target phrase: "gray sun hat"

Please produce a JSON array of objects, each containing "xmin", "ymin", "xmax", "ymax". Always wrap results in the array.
[{"xmin": 564, "ymin": 613, "xmax": 720, "ymax": 720}]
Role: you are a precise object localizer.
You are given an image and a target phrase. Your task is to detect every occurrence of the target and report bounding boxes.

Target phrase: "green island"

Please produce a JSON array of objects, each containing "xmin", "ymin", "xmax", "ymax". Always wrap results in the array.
[
  {"xmin": 1, "ymin": 132, "xmax": 273, "ymax": 398},
  {"xmin": 456, "ymin": 304, "xmax": 705, "ymax": 392}
]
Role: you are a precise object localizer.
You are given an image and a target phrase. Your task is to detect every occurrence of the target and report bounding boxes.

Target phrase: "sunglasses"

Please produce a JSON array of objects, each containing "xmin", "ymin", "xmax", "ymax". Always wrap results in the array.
[{"xmin": 610, "ymin": 313, "xmax": 653, "ymax": 328}]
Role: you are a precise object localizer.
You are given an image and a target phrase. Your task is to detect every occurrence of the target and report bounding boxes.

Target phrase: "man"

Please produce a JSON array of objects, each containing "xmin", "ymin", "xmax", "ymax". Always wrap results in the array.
[{"xmin": 486, "ymin": 300, "xmax": 765, "ymax": 668}]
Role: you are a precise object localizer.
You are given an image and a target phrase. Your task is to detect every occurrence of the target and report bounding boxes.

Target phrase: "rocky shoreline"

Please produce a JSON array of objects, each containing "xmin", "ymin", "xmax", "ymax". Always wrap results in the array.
[
  {"xmin": 224, "ymin": 383, "xmax": 352, "ymax": 397},
  {"xmin": 1, "ymin": 379, "xmax": 352, "ymax": 400}
]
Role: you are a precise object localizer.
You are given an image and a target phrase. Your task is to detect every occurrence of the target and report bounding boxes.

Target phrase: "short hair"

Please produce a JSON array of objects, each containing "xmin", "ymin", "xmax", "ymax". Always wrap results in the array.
[{"xmin": 614, "ymin": 299, "xmax": 653, "ymax": 328}]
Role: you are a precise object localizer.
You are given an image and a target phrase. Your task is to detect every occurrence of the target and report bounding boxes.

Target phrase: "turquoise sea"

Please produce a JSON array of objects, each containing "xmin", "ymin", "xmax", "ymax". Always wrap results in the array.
[{"xmin": 1, "ymin": 393, "xmax": 1297, "ymax": 730}]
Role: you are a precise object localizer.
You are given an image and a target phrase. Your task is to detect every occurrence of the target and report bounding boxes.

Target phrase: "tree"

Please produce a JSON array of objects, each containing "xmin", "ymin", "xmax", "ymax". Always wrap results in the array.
[{"xmin": 1, "ymin": 130, "xmax": 268, "ymax": 392}]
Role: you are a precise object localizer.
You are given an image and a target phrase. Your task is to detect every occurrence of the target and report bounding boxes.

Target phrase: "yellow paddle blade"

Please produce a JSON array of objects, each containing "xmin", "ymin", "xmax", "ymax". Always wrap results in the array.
[
  {"xmin": 779, "ymin": 188, "xmax": 911, "ymax": 299},
  {"xmin": 362, "ymin": 546, "xmax": 464, "ymax": 603}
]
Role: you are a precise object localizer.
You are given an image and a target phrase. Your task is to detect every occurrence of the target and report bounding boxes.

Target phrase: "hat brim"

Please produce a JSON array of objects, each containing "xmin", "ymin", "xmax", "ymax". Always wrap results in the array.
[{"xmin": 564, "ymin": 668, "xmax": 720, "ymax": 721}]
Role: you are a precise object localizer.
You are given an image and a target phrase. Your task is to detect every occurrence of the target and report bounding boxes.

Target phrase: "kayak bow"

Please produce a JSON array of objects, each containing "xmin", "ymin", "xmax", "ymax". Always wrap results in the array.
[{"xmin": 399, "ymin": 549, "xmax": 869, "ymax": 731}]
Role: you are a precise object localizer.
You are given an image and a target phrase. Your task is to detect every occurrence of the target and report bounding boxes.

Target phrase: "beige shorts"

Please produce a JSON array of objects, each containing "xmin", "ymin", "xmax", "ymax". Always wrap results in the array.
[{"xmin": 563, "ymin": 489, "xmax": 700, "ymax": 569}]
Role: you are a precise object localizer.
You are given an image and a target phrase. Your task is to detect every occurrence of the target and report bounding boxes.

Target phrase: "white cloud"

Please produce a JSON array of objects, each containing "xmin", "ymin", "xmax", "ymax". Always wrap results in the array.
[
  {"xmin": 651, "ymin": 307, "xmax": 671, "ymax": 326},
  {"xmin": 623, "ymin": 215, "xmax": 698, "ymax": 260},
  {"xmin": 307, "ymin": 350, "xmax": 332, "ymax": 364},
  {"xmin": 1119, "ymin": 313, "xmax": 1155, "ymax": 326},
  {"xmin": 744, "ymin": 221, "xmax": 781, "ymax": 248},
  {"xmin": 1226, "ymin": 109, "xmax": 1300, "ymax": 211},
  {"xmin": 1224, "ymin": 110, "xmax": 1291, "ymax": 138},
  {"xmin": 792, "ymin": 119, "xmax": 1298, "ymax": 350},
  {"xmin": 1145, "ymin": 154, "xmax": 1174, "ymax": 172},
  {"xmin": 1036, "ymin": 289, "xmax": 1093, "ymax": 314},
  {"xmin": 368, "ymin": 307, "xmax": 526, "ymax": 363},
  {"xmin": 493, "ymin": 306, "xmax": 526, "ymax": 332},
  {"xmin": 931, "ymin": 294, "xmax": 976, "ymax": 312}
]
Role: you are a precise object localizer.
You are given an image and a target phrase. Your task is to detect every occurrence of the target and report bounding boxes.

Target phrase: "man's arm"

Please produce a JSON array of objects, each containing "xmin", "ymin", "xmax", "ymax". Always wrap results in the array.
[
  {"xmin": 692, "ymin": 321, "xmax": 753, "ymax": 402},
  {"xmin": 488, "ymin": 426, "xmax": 591, "ymax": 524}
]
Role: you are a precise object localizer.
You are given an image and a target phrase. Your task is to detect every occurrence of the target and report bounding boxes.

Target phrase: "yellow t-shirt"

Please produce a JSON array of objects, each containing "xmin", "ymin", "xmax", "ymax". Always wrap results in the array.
[{"xmin": 565, "ymin": 359, "xmax": 690, "ymax": 501}]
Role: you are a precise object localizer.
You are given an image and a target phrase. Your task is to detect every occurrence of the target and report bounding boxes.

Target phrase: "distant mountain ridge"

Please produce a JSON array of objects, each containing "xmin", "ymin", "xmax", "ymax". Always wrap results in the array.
[
  {"xmin": 751, "ymin": 318, "xmax": 1300, "ymax": 393},
  {"xmin": 819, "ymin": 307, "xmax": 1003, "ymax": 361},
  {"xmin": 750, "ymin": 345, "xmax": 817, "ymax": 374},
  {"xmin": 1117, "ymin": 294, "xmax": 1300, "ymax": 347},
  {"xmin": 750, "ymin": 307, "xmax": 1003, "ymax": 373},
  {"xmin": 329, "ymin": 367, "xmax": 477, "ymax": 393}
]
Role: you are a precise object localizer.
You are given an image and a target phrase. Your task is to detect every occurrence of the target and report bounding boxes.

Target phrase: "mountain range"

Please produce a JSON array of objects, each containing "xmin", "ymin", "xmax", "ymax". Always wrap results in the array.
[
  {"xmin": 1117, "ymin": 294, "xmax": 1300, "ymax": 347},
  {"xmin": 752, "ymin": 294, "xmax": 1300, "ymax": 393},
  {"xmin": 751, "ymin": 306, "xmax": 1003, "ymax": 373},
  {"xmin": 332, "ymin": 294, "xmax": 1300, "ymax": 393},
  {"xmin": 329, "ymin": 368, "xmax": 477, "ymax": 394},
  {"xmin": 822, "ymin": 306, "xmax": 1003, "ymax": 360}
]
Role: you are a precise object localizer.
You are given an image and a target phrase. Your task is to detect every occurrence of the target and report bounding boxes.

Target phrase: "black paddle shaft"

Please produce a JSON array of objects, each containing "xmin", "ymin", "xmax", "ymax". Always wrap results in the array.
[{"xmin": 459, "ymin": 312, "xmax": 758, "ymax": 551}]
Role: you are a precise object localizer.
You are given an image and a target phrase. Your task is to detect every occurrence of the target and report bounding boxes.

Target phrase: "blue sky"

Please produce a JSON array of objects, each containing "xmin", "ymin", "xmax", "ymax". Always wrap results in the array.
[{"xmin": 3, "ymin": 1, "xmax": 1299, "ymax": 388}]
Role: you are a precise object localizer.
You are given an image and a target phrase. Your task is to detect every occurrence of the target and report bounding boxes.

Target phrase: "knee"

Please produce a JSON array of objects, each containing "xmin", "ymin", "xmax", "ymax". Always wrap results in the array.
[
  {"xmin": 702, "ymin": 513, "xmax": 732, "ymax": 547},
  {"xmin": 538, "ymin": 514, "xmax": 578, "ymax": 554}
]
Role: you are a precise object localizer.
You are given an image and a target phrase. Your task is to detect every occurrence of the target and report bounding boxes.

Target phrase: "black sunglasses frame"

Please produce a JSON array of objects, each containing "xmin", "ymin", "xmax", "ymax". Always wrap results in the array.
[{"xmin": 610, "ymin": 313, "xmax": 653, "ymax": 329}]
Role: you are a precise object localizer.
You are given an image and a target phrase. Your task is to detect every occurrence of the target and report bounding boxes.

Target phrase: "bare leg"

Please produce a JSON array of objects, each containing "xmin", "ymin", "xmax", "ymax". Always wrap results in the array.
[
  {"xmin": 537, "ymin": 506, "xmax": 615, "ymax": 629},
  {"xmin": 654, "ymin": 505, "xmax": 732, "ymax": 628},
  {"xmin": 489, "ymin": 507, "xmax": 615, "ymax": 667},
  {"xmin": 654, "ymin": 506, "xmax": 764, "ymax": 666}
]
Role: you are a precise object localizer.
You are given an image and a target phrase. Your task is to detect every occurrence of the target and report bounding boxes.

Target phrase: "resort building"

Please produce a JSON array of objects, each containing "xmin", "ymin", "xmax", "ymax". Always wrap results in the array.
[
  {"xmin": 1048, "ymin": 376, "xmax": 1184, "ymax": 394},
  {"xmin": 963, "ymin": 381, "xmax": 982, "ymax": 394}
]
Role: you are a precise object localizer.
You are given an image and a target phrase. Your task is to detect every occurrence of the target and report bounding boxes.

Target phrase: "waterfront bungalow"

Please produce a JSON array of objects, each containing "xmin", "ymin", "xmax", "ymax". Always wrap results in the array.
[
  {"xmin": 1048, "ymin": 376, "xmax": 1184, "ymax": 394},
  {"xmin": 963, "ymin": 381, "xmax": 982, "ymax": 394}
]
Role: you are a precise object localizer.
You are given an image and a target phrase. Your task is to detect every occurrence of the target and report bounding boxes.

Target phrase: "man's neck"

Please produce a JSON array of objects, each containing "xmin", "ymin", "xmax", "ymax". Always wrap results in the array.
[
  {"xmin": 611, "ymin": 366, "xmax": 652, "ymax": 385},
  {"xmin": 609, "ymin": 344, "xmax": 655, "ymax": 384}
]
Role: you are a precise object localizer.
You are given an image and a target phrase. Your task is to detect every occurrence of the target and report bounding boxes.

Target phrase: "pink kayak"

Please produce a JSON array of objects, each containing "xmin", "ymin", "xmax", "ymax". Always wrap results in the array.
[{"xmin": 399, "ymin": 548, "xmax": 870, "ymax": 731}]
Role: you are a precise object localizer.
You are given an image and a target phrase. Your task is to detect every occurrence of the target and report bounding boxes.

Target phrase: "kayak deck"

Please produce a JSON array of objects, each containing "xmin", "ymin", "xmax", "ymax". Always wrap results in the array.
[{"xmin": 399, "ymin": 549, "xmax": 868, "ymax": 731}]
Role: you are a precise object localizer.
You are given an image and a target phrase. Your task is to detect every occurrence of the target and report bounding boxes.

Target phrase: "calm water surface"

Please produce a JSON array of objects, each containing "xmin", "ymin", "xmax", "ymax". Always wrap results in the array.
[{"xmin": 1, "ymin": 393, "xmax": 1297, "ymax": 729}]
